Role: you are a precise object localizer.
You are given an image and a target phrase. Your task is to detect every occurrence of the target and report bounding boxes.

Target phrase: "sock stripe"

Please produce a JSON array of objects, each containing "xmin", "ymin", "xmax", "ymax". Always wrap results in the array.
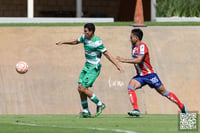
[
  {"xmin": 128, "ymin": 85, "xmax": 136, "ymax": 91},
  {"xmin": 81, "ymin": 100, "xmax": 88, "ymax": 104},
  {"xmin": 90, "ymin": 94, "xmax": 96, "ymax": 100},
  {"xmin": 163, "ymin": 90, "xmax": 169, "ymax": 96},
  {"xmin": 90, "ymin": 93, "xmax": 100, "ymax": 105}
]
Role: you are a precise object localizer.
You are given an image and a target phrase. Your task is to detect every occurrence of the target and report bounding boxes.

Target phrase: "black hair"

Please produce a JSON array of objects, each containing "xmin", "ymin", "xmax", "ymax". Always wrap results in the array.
[
  {"xmin": 131, "ymin": 28, "xmax": 143, "ymax": 41},
  {"xmin": 84, "ymin": 23, "xmax": 95, "ymax": 33}
]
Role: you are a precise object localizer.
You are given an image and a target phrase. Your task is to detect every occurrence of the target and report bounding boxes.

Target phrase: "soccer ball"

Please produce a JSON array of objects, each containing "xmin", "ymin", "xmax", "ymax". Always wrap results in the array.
[{"xmin": 16, "ymin": 61, "xmax": 28, "ymax": 74}]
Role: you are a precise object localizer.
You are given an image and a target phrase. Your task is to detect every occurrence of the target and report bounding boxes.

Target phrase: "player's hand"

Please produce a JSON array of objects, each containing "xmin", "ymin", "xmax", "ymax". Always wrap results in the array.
[
  {"xmin": 116, "ymin": 56, "xmax": 125, "ymax": 63},
  {"xmin": 56, "ymin": 41, "xmax": 63, "ymax": 46}
]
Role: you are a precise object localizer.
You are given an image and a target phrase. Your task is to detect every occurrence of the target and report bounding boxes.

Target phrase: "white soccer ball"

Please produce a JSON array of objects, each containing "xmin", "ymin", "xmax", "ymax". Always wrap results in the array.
[{"xmin": 16, "ymin": 61, "xmax": 28, "ymax": 74}]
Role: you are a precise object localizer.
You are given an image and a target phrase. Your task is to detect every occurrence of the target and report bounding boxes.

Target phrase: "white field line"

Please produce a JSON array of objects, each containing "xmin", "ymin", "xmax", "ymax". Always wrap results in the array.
[{"xmin": 14, "ymin": 122, "xmax": 137, "ymax": 133}]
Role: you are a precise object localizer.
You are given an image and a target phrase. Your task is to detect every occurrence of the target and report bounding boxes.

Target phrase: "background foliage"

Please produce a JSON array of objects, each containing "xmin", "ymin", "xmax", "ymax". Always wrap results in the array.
[{"xmin": 156, "ymin": 0, "xmax": 200, "ymax": 17}]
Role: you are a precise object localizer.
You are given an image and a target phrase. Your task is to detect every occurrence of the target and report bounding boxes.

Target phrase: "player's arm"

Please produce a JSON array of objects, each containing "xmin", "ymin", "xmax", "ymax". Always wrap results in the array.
[
  {"xmin": 56, "ymin": 39, "xmax": 79, "ymax": 45},
  {"xmin": 103, "ymin": 51, "xmax": 124, "ymax": 72},
  {"xmin": 116, "ymin": 55, "xmax": 145, "ymax": 64}
]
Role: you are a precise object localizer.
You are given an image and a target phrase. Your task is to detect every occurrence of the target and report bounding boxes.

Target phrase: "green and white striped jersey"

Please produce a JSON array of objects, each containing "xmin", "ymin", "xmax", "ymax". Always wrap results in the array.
[{"xmin": 78, "ymin": 34, "xmax": 107, "ymax": 65}]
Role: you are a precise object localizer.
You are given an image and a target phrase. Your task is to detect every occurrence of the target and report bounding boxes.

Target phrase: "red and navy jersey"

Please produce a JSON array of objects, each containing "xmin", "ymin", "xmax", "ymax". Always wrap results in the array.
[{"xmin": 131, "ymin": 42, "xmax": 154, "ymax": 76}]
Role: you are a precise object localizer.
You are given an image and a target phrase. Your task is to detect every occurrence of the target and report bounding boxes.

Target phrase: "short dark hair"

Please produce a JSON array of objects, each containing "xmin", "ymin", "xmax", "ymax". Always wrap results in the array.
[
  {"xmin": 84, "ymin": 23, "xmax": 95, "ymax": 33},
  {"xmin": 131, "ymin": 29, "xmax": 143, "ymax": 41}
]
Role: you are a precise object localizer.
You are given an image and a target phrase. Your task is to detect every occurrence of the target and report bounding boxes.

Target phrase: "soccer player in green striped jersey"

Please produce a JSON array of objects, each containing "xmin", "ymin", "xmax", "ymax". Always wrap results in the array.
[{"xmin": 56, "ymin": 23, "xmax": 124, "ymax": 118}]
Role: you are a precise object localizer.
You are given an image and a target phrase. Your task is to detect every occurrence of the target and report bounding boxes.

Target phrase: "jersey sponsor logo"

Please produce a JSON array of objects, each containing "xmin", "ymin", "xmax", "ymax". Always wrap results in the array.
[{"xmin": 84, "ymin": 40, "xmax": 102, "ymax": 48}]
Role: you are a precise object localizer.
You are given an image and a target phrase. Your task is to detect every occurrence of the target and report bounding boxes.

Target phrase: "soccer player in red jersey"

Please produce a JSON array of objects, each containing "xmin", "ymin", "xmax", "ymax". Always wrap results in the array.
[{"xmin": 116, "ymin": 29, "xmax": 187, "ymax": 116}]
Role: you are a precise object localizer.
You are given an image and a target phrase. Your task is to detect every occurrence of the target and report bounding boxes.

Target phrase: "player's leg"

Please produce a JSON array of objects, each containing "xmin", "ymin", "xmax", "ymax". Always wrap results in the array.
[
  {"xmin": 78, "ymin": 84, "xmax": 92, "ymax": 118},
  {"xmin": 91, "ymin": 93, "xmax": 105, "ymax": 117},
  {"xmin": 145, "ymin": 73, "xmax": 187, "ymax": 114},
  {"xmin": 79, "ymin": 84, "xmax": 105, "ymax": 117},
  {"xmin": 78, "ymin": 84, "xmax": 90, "ymax": 112},
  {"xmin": 87, "ymin": 67, "xmax": 105, "ymax": 117},
  {"xmin": 78, "ymin": 68, "xmax": 92, "ymax": 118},
  {"xmin": 156, "ymin": 85, "xmax": 187, "ymax": 114},
  {"xmin": 80, "ymin": 66, "xmax": 105, "ymax": 117},
  {"xmin": 127, "ymin": 78, "xmax": 142, "ymax": 116},
  {"xmin": 78, "ymin": 84, "xmax": 101, "ymax": 105}
]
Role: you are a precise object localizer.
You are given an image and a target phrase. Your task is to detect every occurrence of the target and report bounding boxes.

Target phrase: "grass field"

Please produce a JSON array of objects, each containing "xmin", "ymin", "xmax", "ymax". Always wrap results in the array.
[{"xmin": 0, "ymin": 114, "xmax": 199, "ymax": 133}]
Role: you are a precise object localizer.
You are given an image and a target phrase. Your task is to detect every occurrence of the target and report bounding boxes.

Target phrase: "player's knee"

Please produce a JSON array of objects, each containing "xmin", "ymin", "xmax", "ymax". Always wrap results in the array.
[
  {"xmin": 78, "ymin": 87, "xmax": 82, "ymax": 92},
  {"xmin": 78, "ymin": 84, "xmax": 82, "ymax": 91},
  {"xmin": 78, "ymin": 84, "xmax": 83, "ymax": 92},
  {"xmin": 156, "ymin": 85, "xmax": 167, "ymax": 96},
  {"xmin": 78, "ymin": 84, "xmax": 87, "ymax": 93}
]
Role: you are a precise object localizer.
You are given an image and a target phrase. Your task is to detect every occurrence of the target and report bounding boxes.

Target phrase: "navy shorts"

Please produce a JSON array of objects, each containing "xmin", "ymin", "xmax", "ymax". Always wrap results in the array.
[{"xmin": 133, "ymin": 73, "xmax": 162, "ymax": 89}]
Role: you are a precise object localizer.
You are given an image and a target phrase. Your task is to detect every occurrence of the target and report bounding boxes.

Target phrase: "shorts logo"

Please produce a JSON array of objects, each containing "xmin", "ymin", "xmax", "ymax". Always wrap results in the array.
[
  {"xmin": 150, "ymin": 77, "xmax": 159, "ymax": 84},
  {"xmin": 85, "ymin": 82, "xmax": 88, "ymax": 85}
]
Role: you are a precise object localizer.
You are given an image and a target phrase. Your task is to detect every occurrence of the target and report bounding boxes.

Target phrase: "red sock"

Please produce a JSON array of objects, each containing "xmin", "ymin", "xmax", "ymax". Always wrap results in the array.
[
  {"xmin": 165, "ymin": 91, "xmax": 184, "ymax": 109},
  {"xmin": 128, "ymin": 89, "xmax": 139, "ymax": 110}
]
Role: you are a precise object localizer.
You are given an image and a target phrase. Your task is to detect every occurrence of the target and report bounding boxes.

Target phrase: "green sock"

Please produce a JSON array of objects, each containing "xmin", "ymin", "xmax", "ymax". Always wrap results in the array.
[
  {"xmin": 81, "ymin": 100, "xmax": 89, "ymax": 112},
  {"xmin": 90, "ymin": 94, "xmax": 100, "ymax": 105}
]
